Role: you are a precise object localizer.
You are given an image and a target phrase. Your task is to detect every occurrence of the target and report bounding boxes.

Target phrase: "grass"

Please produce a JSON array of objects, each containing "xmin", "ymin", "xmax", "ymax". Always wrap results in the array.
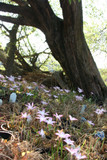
[{"xmin": 0, "ymin": 74, "xmax": 107, "ymax": 160}]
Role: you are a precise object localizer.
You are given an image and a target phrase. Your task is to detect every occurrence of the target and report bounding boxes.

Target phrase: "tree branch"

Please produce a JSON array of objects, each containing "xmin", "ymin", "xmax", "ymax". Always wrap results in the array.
[
  {"xmin": 0, "ymin": 23, "xmax": 10, "ymax": 33},
  {"xmin": 12, "ymin": 0, "xmax": 28, "ymax": 6},
  {"xmin": 0, "ymin": 15, "xmax": 28, "ymax": 25},
  {"xmin": 0, "ymin": 2, "xmax": 30, "ymax": 15}
]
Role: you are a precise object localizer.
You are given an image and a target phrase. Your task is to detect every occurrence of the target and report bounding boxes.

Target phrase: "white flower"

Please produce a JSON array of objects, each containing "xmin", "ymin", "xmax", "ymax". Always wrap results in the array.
[{"xmin": 38, "ymin": 129, "xmax": 45, "ymax": 138}]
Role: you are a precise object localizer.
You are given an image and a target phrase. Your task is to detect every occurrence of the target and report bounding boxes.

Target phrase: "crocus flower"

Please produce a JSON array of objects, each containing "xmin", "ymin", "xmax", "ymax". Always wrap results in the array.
[
  {"xmin": 55, "ymin": 130, "xmax": 71, "ymax": 139},
  {"xmin": 53, "ymin": 86, "xmax": 60, "ymax": 90},
  {"xmin": 37, "ymin": 109, "xmax": 49, "ymax": 116},
  {"xmin": 53, "ymin": 95, "xmax": 58, "ymax": 98},
  {"xmin": 21, "ymin": 112, "xmax": 28, "ymax": 118},
  {"xmin": 27, "ymin": 86, "xmax": 32, "ymax": 89},
  {"xmin": 36, "ymin": 115, "xmax": 48, "ymax": 123},
  {"xmin": 64, "ymin": 138, "xmax": 74, "ymax": 145},
  {"xmin": 78, "ymin": 88, "xmax": 83, "ymax": 93},
  {"xmin": 26, "ymin": 102, "xmax": 36, "ymax": 110},
  {"xmin": 94, "ymin": 108, "xmax": 106, "ymax": 115},
  {"xmin": 41, "ymin": 101, "xmax": 48, "ymax": 105},
  {"xmin": 46, "ymin": 117, "xmax": 56, "ymax": 125},
  {"xmin": 53, "ymin": 113, "xmax": 63, "ymax": 121},
  {"xmin": 69, "ymin": 115, "xmax": 78, "ymax": 121},
  {"xmin": 64, "ymin": 89, "xmax": 70, "ymax": 93},
  {"xmin": 75, "ymin": 95, "xmax": 83, "ymax": 101},
  {"xmin": 43, "ymin": 89, "xmax": 50, "ymax": 93},
  {"xmin": 75, "ymin": 153, "xmax": 87, "ymax": 159},
  {"xmin": 27, "ymin": 114, "xmax": 32, "ymax": 123},
  {"xmin": 87, "ymin": 120, "xmax": 94, "ymax": 126},
  {"xmin": 65, "ymin": 146, "xmax": 80, "ymax": 155},
  {"xmin": 26, "ymin": 92, "xmax": 34, "ymax": 96},
  {"xmin": 7, "ymin": 75, "xmax": 15, "ymax": 82},
  {"xmin": 38, "ymin": 129, "xmax": 45, "ymax": 138}
]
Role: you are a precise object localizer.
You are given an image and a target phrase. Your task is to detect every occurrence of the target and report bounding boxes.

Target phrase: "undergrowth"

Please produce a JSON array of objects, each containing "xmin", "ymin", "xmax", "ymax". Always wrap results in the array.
[{"xmin": 0, "ymin": 74, "xmax": 107, "ymax": 160}]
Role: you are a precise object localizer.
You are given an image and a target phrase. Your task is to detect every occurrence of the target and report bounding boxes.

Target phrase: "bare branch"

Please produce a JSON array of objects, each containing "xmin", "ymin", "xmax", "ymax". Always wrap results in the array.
[
  {"xmin": 0, "ymin": 15, "xmax": 27, "ymax": 25},
  {"xmin": 0, "ymin": 2, "xmax": 30, "ymax": 15},
  {"xmin": 0, "ymin": 23, "xmax": 10, "ymax": 33},
  {"xmin": 12, "ymin": 0, "xmax": 28, "ymax": 6}
]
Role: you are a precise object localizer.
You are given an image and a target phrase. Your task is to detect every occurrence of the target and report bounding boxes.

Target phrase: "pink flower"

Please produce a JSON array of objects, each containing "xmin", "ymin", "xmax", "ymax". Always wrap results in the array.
[
  {"xmin": 94, "ymin": 108, "xmax": 106, "ymax": 115},
  {"xmin": 26, "ymin": 102, "xmax": 36, "ymax": 110},
  {"xmin": 87, "ymin": 120, "xmax": 94, "ymax": 126},
  {"xmin": 53, "ymin": 95, "xmax": 58, "ymax": 98},
  {"xmin": 53, "ymin": 113, "xmax": 63, "ymax": 121},
  {"xmin": 53, "ymin": 86, "xmax": 60, "ymax": 90},
  {"xmin": 55, "ymin": 130, "xmax": 71, "ymax": 139},
  {"xmin": 69, "ymin": 115, "xmax": 78, "ymax": 121},
  {"xmin": 21, "ymin": 112, "xmax": 28, "ymax": 118},
  {"xmin": 75, "ymin": 95, "xmax": 83, "ymax": 101},
  {"xmin": 36, "ymin": 115, "xmax": 48, "ymax": 123},
  {"xmin": 64, "ymin": 138, "xmax": 74, "ymax": 145},
  {"xmin": 64, "ymin": 89, "xmax": 70, "ymax": 93},
  {"xmin": 38, "ymin": 129, "xmax": 45, "ymax": 138},
  {"xmin": 41, "ymin": 101, "xmax": 48, "ymax": 105},
  {"xmin": 7, "ymin": 75, "xmax": 15, "ymax": 82},
  {"xmin": 65, "ymin": 146, "xmax": 80, "ymax": 155},
  {"xmin": 43, "ymin": 89, "xmax": 50, "ymax": 93},
  {"xmin": 26, "ymin": 92, "xmax": 34, "ymax": 96},
  {"xmin": 75, "ymin": 153, "xmax": 87, "ymax": 159},
  {"xmin": 27, "ymin": 114, "xmax": 32, "ymax": 122},
  {"xmin": 46, "ymin": 117, "xmax": 56, "ymax": 125},
  {"xmin": 27, "ymin": 86, "xmax": 32, "ymax": 89},
  {"xmin": 37, "ymin": 109, "xmax": 49, "ymax": 116},
  {"xmin": 78, "ymin": 88, "xmax": 83, "ymax": 93}
]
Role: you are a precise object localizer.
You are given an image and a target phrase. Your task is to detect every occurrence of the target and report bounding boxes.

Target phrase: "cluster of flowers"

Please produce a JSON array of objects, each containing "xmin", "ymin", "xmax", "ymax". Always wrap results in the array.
[{"xmin": 21, "ymin": 102, "xmax": 87, "ymax": 159}]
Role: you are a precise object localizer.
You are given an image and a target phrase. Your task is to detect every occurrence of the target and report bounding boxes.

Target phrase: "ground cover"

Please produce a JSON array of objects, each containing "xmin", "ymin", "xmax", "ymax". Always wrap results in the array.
[{"xmin": 0, "ymin": 74, "xmax": 107, "ymax": 160}]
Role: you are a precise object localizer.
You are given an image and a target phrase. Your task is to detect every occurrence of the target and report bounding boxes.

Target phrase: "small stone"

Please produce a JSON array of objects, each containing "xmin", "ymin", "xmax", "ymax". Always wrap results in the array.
[
  {"xmin": 80, "ymin": 105, "xmax": 87, "ymax": 114},
  {"xmin": 9, "ymin": 92, "xmax": 17, "ymax": 103},
  {"xmin": 0, "ymin": 99, "xmax": 3, "ymax": 106}
]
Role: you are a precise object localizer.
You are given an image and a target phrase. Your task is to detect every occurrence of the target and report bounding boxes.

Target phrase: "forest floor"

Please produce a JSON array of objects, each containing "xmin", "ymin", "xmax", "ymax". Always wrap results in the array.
[{"xmin": 0, "ymin": 73, "xmax": 107, "ymax": 160}]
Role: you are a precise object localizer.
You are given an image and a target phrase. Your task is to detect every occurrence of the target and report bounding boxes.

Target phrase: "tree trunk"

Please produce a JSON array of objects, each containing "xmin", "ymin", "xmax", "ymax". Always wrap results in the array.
[
  {"xmin": 0, "ymin": 0, "xmax": 106, "ymax": 103},
  {"xmin": 5, "ymin": 24, "xmax": 19, "ymax": 76},
  {"xmin": 44, "ymin": 0, "xmax": 107, "ymax": 103}
]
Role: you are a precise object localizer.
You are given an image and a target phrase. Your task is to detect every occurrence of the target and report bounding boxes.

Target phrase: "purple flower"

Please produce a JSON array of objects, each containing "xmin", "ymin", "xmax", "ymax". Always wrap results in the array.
[
  {"xmin": 94, "ymin": 108, "xmax": 106, "ymax": 115},
  {"xmin": 27, "ymin": 86, "xmax": 32, "ymax": 89},
  {"xmin": 37, "ymin": 109, "xmax": 49, "ymax": 116},
  {"xmin": 43, "ymin": 89, "xmax": 50, "ymax": 93},
  {"xmin": 7, "ymin": 75, "xmax": 15, "ymax": 82},
  {"xmin": 64, "ymin": 138, "xmax": 74, "ymax": 145},
  {"xmin": 26, "ymin": 92, "xmax": 34, "ymax": 96},
  {"xmin": 65, "ymin": 146, "xmax": 80, "ymax": 155},
  {"xmin": 26, "ymin": 102, "xmax": 36, "ymax": 110},
  {"xmin": 21, "ymin": 112, "xmax": 28, "ymax": 118},
  {"xmin": 0, "ymin": 74, "xmax": 4, "ymax": 79},
  {"xmin": 53, "ymin": 86, "xmax": 60, "ymax": 90},
  {"xmin": 41, "ymin": 101, "xmax": 48, "ymax": 105},
  {"xmin": 53, "ymin": 95, "xmax": 58, "ymax": 98},
  {"xmin": 53, "ymin": 113, "xmax": 63, "ymax": 121},
  {"xmin": 46, "ymin": 117, "xmax": 56, "ymax": 125},
  {"xmin": 38, "ymin": 129, "xmax": 45, "ymax": 138},
  {"xmin": 78, "ymin": 88, "xmax": 83, "ymax": 93},
  {"xmin": 75, "ymin": 153, "xmax": 87, "ymax": 159},
  {"xmin": 36, "ymin": 115, "xmax": 48, "ymax": 123},
  {"xmin": 55, "ymin": 130, "xmax": 71, "ymax": 139},
  {"xmin": 87, "ymin": 120, "xmax": 94, "ymax": 126},
  {"xmin": 75, "ymin": 95, "xmax": 83, "ymax": 101},
  {"xmin": 64, "ymin": 89, "xmax": 70, "ymax": 93},
  {"xmin": 27, "ymin": 114, "xmax": 32, "ymax": 122},
  {"xmin": 69, "ymin": 115, "xmax": 78, "ymax": 121}
]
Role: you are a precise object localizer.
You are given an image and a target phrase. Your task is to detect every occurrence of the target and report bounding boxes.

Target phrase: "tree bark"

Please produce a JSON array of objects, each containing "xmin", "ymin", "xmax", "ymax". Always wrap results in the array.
[
  {"xmin": 0, "ymin": 0, "xmax": 106, "ymax": 103},
  {"xmin": 5, "ymin": 24, "xmax": 19, "ymax": 76}
]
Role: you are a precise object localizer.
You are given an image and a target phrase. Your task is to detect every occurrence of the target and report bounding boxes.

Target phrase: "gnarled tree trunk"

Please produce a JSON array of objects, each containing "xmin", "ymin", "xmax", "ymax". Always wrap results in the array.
[{"xmin": 0, "ymin": 0, "xmax": 106, "ymax": 103}]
